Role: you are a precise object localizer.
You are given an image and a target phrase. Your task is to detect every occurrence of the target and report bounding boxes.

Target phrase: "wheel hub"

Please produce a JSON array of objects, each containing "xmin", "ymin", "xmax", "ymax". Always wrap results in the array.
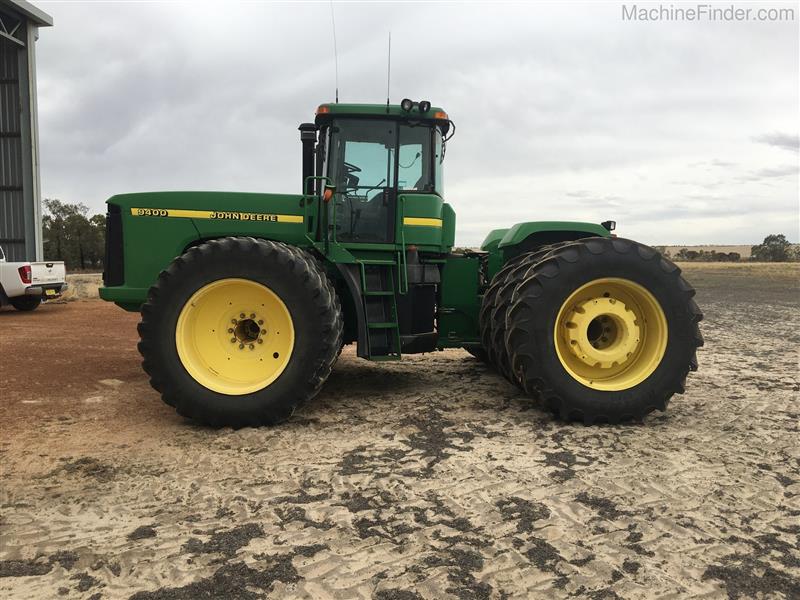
[
  {"xmin": 231, "ymin": 315, "xmax": 266, "ymax": 349},
  {"xmin": 564, "ymin": 296, "xmax": 640, "ymax": 369},
  {"xmin": 175, "ymin": 278, "xmax": 295, "ymax": 395},
  {"xmin": 553, "ymin": 278, "xmax": 668, "ymax": 391}
]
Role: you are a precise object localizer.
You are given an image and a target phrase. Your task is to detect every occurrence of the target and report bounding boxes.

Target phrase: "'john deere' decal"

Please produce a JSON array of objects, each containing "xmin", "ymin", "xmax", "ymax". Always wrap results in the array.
[{"xmin": 130, "ymin": 208, "xmax": 303, "ymax": 223}]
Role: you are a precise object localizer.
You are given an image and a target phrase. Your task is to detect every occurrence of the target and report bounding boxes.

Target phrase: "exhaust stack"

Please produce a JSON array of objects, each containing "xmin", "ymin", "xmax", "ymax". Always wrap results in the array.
[{"xmin": 298, "ymin": 123, "xmax": 317, "ymax": 194}]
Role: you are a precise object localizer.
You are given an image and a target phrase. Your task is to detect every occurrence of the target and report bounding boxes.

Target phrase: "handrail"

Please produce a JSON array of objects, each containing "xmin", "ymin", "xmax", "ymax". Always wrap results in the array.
[
  {"xmin": 301, "ymin": 193, "xmax": 314, "ymax": 244},
  {"xmin": 301, "ymin": 176, "xmax": 333, "ymax": 252},
  {"xmin": 398, "ymin": 195, "xmax": 408, "ymax": 294}
]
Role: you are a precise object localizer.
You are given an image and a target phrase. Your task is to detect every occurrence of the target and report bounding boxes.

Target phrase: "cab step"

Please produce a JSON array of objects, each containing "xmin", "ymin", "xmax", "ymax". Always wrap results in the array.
[{"xmin": 357, "ymin": 261, "xmax": 401, "ymax": 360}]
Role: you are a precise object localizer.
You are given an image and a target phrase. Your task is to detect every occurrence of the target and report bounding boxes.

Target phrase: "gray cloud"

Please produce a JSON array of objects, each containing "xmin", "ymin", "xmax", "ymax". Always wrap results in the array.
[
  {"xmin": 752, "ymin": 132, "xmax": 800, "ymax": 152},
  {"xmin": 33, "ymin": 2, "xmax": 799, "ymax": 246},
  {"xmin": 737, "ymin": 164, "xmax": 800, "ymax": 182}
]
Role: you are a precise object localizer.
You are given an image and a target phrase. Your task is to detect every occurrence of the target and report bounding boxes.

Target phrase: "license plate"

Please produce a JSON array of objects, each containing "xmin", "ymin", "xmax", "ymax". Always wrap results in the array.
[{"xmin": 45, "ymin": 289, "xmax": 56, "ymax": 297}]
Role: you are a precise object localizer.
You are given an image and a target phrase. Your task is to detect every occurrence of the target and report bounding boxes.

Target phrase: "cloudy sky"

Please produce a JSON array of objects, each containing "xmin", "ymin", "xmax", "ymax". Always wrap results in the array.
[{"xmin": 34, "ymin": 1, "xmax": 799, "ymax": 246}]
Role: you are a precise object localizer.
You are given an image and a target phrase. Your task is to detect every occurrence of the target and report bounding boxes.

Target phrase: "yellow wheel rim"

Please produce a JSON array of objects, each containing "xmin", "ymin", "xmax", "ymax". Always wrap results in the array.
[
  {"xmin": 554, "ymin": 278, "xmax": 667, "ymax": 391},
  {"xmin": 175, "ymin": 278, "xmax": 294, "ymax": 395}
]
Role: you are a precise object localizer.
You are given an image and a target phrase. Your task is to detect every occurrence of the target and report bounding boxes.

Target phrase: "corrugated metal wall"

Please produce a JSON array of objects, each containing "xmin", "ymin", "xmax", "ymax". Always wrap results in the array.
[{"xmin": 0, "ymin": 37, "xmax": 26, "ymax": 262}]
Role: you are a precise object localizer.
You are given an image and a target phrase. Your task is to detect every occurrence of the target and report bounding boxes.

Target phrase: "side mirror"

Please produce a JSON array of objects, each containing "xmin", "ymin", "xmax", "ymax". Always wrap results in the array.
[{"xmin": 602, "ymin": 220, "xmax": 616, "ymax": 232}]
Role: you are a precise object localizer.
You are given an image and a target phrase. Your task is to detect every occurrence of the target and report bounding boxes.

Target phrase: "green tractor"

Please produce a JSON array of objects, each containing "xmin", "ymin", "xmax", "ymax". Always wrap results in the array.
[{"xmin": 99, "ymin": 99, "xmax": 703, "ymax": 427}]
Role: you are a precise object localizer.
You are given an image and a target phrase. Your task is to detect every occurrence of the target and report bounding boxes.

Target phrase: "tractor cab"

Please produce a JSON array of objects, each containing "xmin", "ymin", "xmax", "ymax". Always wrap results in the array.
[{"xmin": 303, "ymin": 101, "xmax": 452, "ymax": 247}]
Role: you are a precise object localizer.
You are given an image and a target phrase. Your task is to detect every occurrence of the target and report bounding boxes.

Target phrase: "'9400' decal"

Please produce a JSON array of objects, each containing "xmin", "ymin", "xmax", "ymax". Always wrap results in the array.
[{"xmin": 131, "ymin": 208, "xmax": 303, "ymax": 223}]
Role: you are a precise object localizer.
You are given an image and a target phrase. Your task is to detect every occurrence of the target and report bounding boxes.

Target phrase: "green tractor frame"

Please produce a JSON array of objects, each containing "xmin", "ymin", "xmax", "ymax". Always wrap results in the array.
[{"xmin": 100, "ymin": 100, "xmax": 703, "ymax": 427}]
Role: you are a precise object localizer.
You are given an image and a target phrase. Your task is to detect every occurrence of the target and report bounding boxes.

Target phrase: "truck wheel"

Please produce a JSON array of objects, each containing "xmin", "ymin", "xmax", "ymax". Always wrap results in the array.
[
  {"xmin": 506, "ymin": 237, "xmax": 703, "ymax": 424},
  {"xmin": 10, "ymin": 296, "xmax": 41, "ymax": 311},
  {"xmin": 138, "ymin": 237, "xmax": 343, "ymax": 427}
]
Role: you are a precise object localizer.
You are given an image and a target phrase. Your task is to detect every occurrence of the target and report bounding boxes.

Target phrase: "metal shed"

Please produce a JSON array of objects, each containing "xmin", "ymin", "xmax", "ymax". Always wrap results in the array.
[{"xmin": 0, "ymin": 0, "xmax": 51, "ymax": 262}]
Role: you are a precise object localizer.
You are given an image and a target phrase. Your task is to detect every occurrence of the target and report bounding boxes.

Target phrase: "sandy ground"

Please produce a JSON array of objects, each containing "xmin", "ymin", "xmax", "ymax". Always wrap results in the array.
[{"xmin": 1, "ymin": 264, "xmax": 798, "ymax": 599}]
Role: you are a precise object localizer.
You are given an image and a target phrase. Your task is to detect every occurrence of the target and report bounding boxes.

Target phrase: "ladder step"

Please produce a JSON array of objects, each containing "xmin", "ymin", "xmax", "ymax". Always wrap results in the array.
[{"xmin": 358, "ymin": 260, "xmax": 401, "ymax": 360}]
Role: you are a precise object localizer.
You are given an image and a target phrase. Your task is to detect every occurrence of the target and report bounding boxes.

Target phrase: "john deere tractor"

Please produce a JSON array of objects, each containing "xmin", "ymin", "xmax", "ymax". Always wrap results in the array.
[{"xmin": 99, "ymin": 99, "xmax": 703, "ymax": 427}]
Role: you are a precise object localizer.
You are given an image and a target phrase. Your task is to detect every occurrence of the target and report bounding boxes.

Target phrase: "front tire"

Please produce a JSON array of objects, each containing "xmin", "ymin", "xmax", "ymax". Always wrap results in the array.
[
  {"xmin": 138, "ymin": 237, "xmax": 343, "ymax": 427},
  {"xmin": 10, "ymin": 296, "xmax": 41, "ymax": 311},
  {"xmin": 506, "ymin": 237, "xmax": 703, "ymax": 424}
]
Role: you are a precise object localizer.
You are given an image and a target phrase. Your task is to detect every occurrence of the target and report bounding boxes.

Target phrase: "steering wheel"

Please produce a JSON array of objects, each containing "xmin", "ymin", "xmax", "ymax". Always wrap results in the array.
[{"xmin": 344, "ymin": 161, "xmax": 362, "ymax": 173}]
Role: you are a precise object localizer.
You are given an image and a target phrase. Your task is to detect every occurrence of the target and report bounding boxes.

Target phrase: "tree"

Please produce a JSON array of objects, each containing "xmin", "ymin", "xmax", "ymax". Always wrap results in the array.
[
  {"xmin": 42, "ymin": 199, "xmax": 106, "ymax": 270},
  {"xmin": 751, "ymin": 234, "xmax": 792, "ymax": 262}
]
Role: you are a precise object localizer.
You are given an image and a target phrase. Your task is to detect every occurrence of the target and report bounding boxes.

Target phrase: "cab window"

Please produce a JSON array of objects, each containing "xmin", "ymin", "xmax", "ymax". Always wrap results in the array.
[{"xmin": 328, "ymin": 120, "xmax": 396, "ymax": 243}]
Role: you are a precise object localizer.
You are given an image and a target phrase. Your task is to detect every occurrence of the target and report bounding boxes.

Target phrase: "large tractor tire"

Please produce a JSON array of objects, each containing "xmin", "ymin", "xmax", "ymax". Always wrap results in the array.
[
  {"xmin": 487, "ymin": 243, "xmax": 575, "ymax": 383},
  {"xmin": 506, "ymin": 237, "xmax": 703, "ymax": 424},
  {"xmin": 138, "ymin": 237, "xmax": 343, "ymax": 427},
  {"xmin": 10, "ymin": 296, "xmax": 41, "ymax": 311},
  {"xmin": 479, "ymin": 242, "xmax": 571, "ymax": 382},
  {"xmin": 478, "ymin": 253, "xmax": 534, "ymax": 366}
]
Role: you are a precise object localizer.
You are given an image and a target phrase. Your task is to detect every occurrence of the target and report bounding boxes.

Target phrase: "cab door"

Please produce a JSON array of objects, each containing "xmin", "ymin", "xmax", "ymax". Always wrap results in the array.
[{"xmin": 328, "ymin": 119, "xmax": 397, "ymax": 244}]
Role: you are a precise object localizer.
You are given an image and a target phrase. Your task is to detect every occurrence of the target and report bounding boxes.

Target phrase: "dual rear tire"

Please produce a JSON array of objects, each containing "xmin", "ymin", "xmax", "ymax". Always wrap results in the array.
[{"xmin": 478, "ymin": 237, "xmax": 703, "ymax": 424}]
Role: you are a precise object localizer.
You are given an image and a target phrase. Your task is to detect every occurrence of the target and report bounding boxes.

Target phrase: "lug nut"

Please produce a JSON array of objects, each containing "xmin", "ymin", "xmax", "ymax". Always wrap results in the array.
[
  {"xmin": 231, "ymin": 319, "xmax": 237, "ymax": 324},
  {"xmin": 227, "ymin": 328, "xmax": 234, "ymax": 333},
  {"xmin": 240, "ymin": 313, "xmax": 245, "ymax": 318},
  {"xmin": 250, "ymin": 313, "xmax": 255, "ymax": 318},
  {"xmin": 230, "ymin": 337, "xmax": 237, "ymax": 343},
  {"xmin": 258, "ymin": 320, "xmax": 264, "ymax": 325},
  {"xmin": 249, "ymin": 344, "xmax": 254, "ymax": 350},
  {"xmin": 257, "ymin": 339, "xmax": 263, "ymax": 344},
  {"xmin": 239, "ymin": 343, "xmax": 244, "ymax": 349},
  {"xmin": 261, "ymin": 329, "xmax": 266, "ymax": 335}
]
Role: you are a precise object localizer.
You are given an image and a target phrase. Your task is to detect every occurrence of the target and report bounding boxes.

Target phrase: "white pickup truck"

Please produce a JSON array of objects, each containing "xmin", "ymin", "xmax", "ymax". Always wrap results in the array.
[{"xmin": 0, "ymin": 245, "xmax": 67, "ymax": 311}]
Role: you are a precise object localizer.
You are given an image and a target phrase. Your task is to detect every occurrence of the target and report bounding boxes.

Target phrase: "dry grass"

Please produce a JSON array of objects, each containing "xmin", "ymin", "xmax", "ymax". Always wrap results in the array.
[{"xmin": 60, "ymin": 273, "xmax": 102, "ymax": 301}]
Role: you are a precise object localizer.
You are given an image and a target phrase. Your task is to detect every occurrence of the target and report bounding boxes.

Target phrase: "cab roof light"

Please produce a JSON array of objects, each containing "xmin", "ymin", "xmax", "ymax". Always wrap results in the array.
[
  {"xmin": 433, "ymin": 110, "xmax": 448, "ymax": 120},
  {"xmin": 400, "ymin": 98, "xmax": 414, "ymax": 112},
  {"xmin": 316, "ymin": 105, "xmax": 330, "ymax": 114}
]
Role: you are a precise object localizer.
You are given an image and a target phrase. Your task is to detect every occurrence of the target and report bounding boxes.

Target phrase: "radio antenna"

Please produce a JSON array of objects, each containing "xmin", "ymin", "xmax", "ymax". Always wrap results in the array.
[
  {"xmin": 386, "ymin": 31, "xmax": 391, "ymax": 112},
  {"xmin": 330, "ymin": 0, "xmax": 339, "ymax": 103}
]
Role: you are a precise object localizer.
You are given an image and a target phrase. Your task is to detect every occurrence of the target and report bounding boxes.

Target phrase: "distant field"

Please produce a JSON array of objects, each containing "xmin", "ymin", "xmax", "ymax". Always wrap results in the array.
[
  {"xmin": 678, "ymin": 261, "xmax": 799, "ymax": 305},
  {"xmin": 662, "ymin": 244, "xmax": 752, "ymax": 258}
]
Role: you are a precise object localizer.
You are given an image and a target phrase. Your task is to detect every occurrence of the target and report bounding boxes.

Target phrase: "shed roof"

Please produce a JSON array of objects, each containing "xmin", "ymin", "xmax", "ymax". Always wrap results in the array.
[{"xmin": 0, "ymin": 0, "xmax": 52, "ymax": 27}]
